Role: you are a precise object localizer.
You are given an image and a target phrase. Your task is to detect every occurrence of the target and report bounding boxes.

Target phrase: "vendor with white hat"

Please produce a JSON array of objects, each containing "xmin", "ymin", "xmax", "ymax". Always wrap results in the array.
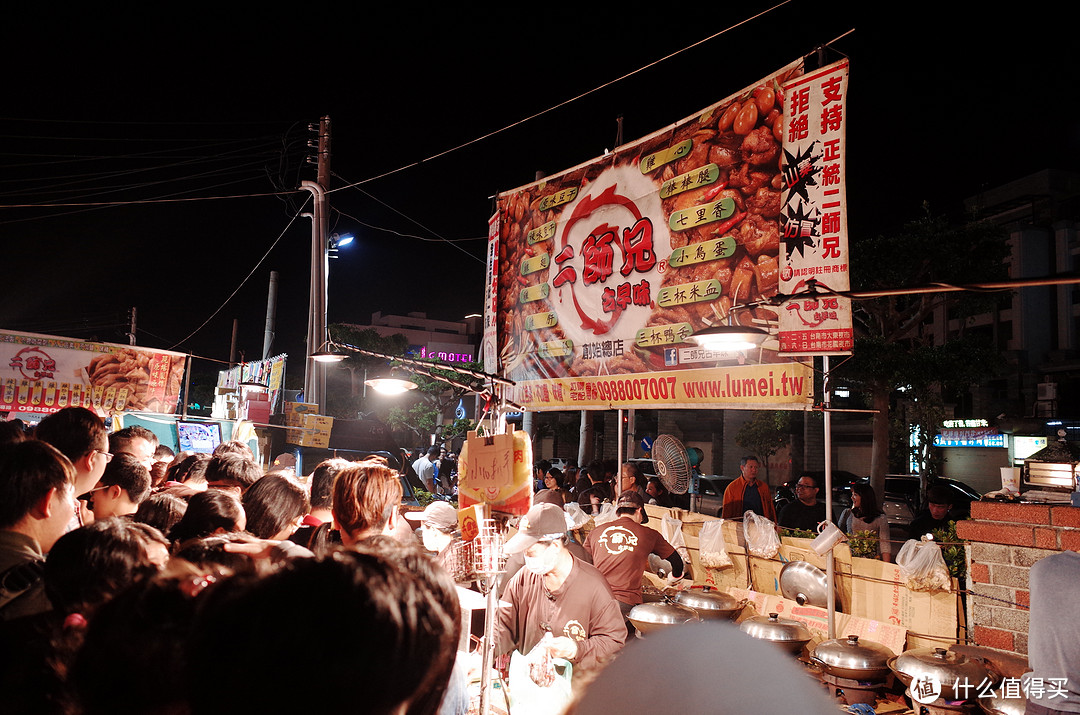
[
  {"xmin": 404, "ymin": 501, "xmax": 459, "ymax": 569},
  {"xmin": 495, "ymin": 502, "xmax": 626, "ymax": 690}
]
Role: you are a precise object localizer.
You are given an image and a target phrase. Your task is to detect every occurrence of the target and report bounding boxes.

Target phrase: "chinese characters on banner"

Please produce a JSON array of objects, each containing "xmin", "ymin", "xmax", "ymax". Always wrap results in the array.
[
  {"xmin": 778, "ymin": 60, "xmax": 853, "ymax": 354},
  {"xmin": 0, "ymin": 330, "xmax": 187, "ymax": 415},
  {"xmin": 483, "ymin": 212, "xmax": 500, "ymax": 375},
  {"xmin": 491, "ymin": 60, "xmax": 819, "ymax": 411}
]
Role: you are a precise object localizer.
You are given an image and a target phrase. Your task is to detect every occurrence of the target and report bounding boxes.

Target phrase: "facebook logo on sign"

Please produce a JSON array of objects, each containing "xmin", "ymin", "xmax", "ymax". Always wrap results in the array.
[{"xmin": 664, "ymin": 348, "xmax": 678, "ymax": 366}]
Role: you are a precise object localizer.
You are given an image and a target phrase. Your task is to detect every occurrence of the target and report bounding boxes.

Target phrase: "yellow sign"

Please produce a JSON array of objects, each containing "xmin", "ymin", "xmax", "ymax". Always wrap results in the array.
[{"xmin": 511, "ymin": 363, "xmax": 814, "ymax": 411}]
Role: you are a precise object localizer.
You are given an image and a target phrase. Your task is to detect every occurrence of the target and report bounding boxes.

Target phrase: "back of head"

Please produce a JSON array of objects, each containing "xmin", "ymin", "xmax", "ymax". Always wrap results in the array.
[
  {"xmin": 332, "ymin": 459, "xmax": 403, "ymax": 541},
  {"xmin": 310, "ymin": 458, "xmax": 350, "ymax": 511},
  {"xmin": 241, "ymin": 474, "xmax": 310, "ymax": 539},
  {"xmin": 204, "ymin": 454, "xmax": 262, "ymax": 493},
  {"xmin": 133, "ymin": 492, "xmax": 188, "ymax": 535},
  {"xmin": 187, "ymin": 548, "xmax": 459, "ymax": 715},
  {"xmin": 0, "ymin": 419, "xmax": 28, "ymax": 445},
  {"xmin": 169, "ymin": 490, "xmax": 244, "ymax": 545},
  {"xmin": 212, "ymin": 440, "xmax": 254, "ymax": 460},
  {"xmin": 35, "ymin": 407, "xmax": 106, "ymax": 464},
  {"xmin": 70, "ymin": 570, "xmax": 201, "ymax": 715},
  {"xmin": 166, "ymin": 453, "xmax": 211, "ymax": 485},
  {"xmin": 426, "ymin": 446, "xmax": 441, "ymax": 460},
  {"xmin": 99, "ymin": 453, "xmax": 152, "ymax": 505},
  {"xmin": 0, "ymin": 440, "xmax": 74, "ymax": 530},
  {"xmin": 44, "ymin": 517, "xmax": 156, "ymax": 615},
  {"xmin": 108, "ymin": 425, "xmax": 159, "ymax": 454}
]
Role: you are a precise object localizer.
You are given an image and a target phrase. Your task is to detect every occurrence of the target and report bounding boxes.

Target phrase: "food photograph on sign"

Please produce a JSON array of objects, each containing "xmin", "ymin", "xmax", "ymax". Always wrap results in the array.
[
  {"xmin": 494, "ymin": 60, "xmax": 827, "ymax": 410},
  {"xmin": 0, "ymin": 330, "xmax": 187, "ymax": 415}
]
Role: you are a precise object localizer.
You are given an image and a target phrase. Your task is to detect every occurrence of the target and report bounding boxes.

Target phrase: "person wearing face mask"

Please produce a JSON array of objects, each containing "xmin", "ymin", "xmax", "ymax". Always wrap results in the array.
[
  {"xmin": 496, "ymin": 503, "xmax": 626, "ymax": 684},
  {"xmin": 403, "ymin": 501, "xmax": 460, "ymax": 570}
]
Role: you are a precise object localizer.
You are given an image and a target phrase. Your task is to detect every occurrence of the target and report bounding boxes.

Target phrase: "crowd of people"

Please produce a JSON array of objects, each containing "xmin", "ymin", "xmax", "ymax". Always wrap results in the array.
[{"xmin": 0, "ymin": 413, "xmax": 694, "ymax": 715}]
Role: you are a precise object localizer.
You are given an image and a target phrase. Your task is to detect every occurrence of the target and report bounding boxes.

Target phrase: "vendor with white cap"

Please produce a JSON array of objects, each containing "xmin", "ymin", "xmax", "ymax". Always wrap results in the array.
[
  {"xmin": 403, "ymin": 501, "xmax": 459, "ymax": 569},
  {"xmin": 495, "ymin": 502, "xmax": 626, "ymax": 683}
]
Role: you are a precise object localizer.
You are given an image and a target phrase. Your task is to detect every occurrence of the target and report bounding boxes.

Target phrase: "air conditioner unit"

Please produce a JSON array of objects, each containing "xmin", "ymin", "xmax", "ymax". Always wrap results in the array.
[{"xmin": 1038, "ymin": 383, "xmax": 1058, "ymax": 401}]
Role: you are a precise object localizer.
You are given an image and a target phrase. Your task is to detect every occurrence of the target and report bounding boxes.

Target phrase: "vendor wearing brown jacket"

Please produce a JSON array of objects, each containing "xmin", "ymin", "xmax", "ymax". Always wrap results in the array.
[
  {"xmin": 721, "ymin": 456, "xmax": 776, "ymax": 521},
  {"xmin": 496, "ymin": 503, "xmax": 626, "ymax": 673}
]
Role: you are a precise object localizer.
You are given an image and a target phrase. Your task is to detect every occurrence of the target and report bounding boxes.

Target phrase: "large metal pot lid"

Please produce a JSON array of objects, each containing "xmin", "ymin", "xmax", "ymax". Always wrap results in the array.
[
  {"xmin": 627, "ymin": 601, "xmax": 700, "ymax": 625},
  {"xmin": 672, "ymin": 587, "xmax": 739, "ymax": 611},
  {"xmin": 739, "ymin": 612, "xmax": 811, "ymax": 642},
  {"xmin": 812, "ymin": 635, "xmax": 894, "ymax": 670},
  {"xmin": 779, "ymin": 561, "xmax": 830, "ymax": 608},
  {"xmin": 891, "ymin": 647, "xmax": 995, "ymax": 689}
]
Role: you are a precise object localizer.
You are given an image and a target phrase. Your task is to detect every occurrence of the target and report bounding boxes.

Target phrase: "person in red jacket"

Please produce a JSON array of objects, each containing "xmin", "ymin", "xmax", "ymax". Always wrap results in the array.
[{"xmin": 721, "ymin": 456, "xmax": 776, "ymax": 521}]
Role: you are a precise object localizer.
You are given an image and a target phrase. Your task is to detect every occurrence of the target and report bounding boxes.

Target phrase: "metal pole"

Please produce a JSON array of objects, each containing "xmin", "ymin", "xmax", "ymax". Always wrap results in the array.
[
  {"xmin": 263, "ymin": 270, "xmax": 278, "ymax": 360},
  {"xmin": 300, "ymin": 180, "xmax": 328, "ymax": 413},
  {"xmin": 823, "ymin": 355, "xmax": 836, "ymax": 639},
  {"xmin": 181, "ymin": 354, "xmax": 192, "ymax": 420}
]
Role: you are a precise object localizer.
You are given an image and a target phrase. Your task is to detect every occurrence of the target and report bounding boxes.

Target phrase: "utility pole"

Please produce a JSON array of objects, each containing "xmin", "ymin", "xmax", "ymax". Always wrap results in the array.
[
  {"xmin": 263, "ymin": 270, "xmax": 279, "ymax": 360},
  {"xmin": 301, "ymin": 115, "xmax": 331, "ymax": 413}
]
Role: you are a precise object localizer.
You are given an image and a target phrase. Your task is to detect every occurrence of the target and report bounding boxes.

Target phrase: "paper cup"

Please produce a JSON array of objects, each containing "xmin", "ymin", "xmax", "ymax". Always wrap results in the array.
[{"xmin": 1000, "ymin": 467, "xmax": 1020, "ymax": 493}]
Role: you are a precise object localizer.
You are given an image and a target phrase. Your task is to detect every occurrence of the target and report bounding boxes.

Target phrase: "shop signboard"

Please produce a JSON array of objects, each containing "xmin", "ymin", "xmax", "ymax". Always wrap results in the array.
[
  {"xmin": 491, "ymin": 59, "xmax": 823, "ymax": 411},
  {"xmin": 777, "ymin": 59, "xmax": 853, "ymax": 354},
  {"xmin": 0, "ymin": 329, "xmax": 186, "ymax": 415}
]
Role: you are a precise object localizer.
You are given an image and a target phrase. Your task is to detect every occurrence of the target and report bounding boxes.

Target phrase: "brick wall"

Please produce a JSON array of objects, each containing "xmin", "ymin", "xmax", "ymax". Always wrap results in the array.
[{"xmin": 956, "ymin": 501, "xmax": 1080, "ymax": 655}]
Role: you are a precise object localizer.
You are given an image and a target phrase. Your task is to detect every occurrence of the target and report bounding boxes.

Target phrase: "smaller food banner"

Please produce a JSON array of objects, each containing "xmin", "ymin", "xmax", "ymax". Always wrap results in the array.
[
  {"xmin": 0, "ymin": 330, "xmax": 186, "ymax": 415},
  {"xmin": 778, "ymin": 59, "xmax": 853, "ymax": 354},
  {"xmin": 458, "ymin": 430, "xmax": 533, "ymax": 516}
]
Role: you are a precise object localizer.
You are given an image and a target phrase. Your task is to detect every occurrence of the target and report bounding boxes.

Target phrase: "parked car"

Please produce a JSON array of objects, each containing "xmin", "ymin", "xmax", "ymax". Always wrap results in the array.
[{"xmin": 695, "ymin": 474, "xmax": 735, "ymax": 517}]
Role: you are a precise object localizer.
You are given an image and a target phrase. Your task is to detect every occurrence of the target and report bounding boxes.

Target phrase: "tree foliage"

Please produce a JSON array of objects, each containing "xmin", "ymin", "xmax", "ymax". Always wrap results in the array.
[
  {"xmin": 735, "ymin": 410, "xmax": 793, "ymax": 478},
  {"xmin": 838, "ymin": 207, "xmax": 1010, "ymax": 493}
]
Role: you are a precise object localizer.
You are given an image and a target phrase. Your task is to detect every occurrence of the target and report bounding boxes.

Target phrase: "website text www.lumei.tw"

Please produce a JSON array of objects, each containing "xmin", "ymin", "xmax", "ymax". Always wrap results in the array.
[
  {"xmin": 681, "ymin": 371, "xmax": 807, "ymax": 400},
  {"xmin": 586, "ymin": 371, "xmax": 808, "ymax": 404}
]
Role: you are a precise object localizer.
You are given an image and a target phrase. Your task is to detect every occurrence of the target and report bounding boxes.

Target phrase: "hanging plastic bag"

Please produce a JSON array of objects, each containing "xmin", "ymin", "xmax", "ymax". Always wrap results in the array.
[
  {"xmin": 661, "ymin": 515, "xmax": 692, "ymax": 578},
  {"xmin": 896, "ymin": 535, "xmax": 951, "ymax": 592},
  {"xmin": 564, "ymin": 502, "xmax": 590, "ymax": 530},
  {"xmin": 743, "ymin": 511, "xmax": 780, "ymax": 559},
  {"xmin": 592, "ymin": 501, "xmax": 618, "ymax": 527},
  {"xmin": 698, "ymin": 519, "xmax": 732, "ymax": 569}
]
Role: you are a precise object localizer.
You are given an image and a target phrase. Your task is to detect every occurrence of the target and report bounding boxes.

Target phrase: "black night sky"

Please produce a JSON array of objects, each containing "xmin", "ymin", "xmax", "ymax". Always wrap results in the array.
[{"xmin": 2, "ymin": 2, "xmax": 1076, "ymax": 382}]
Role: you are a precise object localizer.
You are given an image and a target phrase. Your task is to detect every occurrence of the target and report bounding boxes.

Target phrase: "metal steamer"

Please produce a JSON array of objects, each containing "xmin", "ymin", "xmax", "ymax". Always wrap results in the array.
[
  {"xmin": 810, "ymin": 635, "xmax": 895, "ymax": 706},
  {"xmin": 888, "ymin": 647, "xmax": 1001, "ymax": 714}
]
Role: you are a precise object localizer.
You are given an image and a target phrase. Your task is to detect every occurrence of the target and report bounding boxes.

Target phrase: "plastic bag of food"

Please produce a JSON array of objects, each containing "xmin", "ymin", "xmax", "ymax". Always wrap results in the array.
[
  {"xmin": 661, "ymin": 515, "xmax": 692, "ymax": 577},
  {"xmin": 896, "ymin": 535, "xmax": 951, "ymax": 592},
  {"xmin": 507, "ymin": 634, "xmax": 574, "ymax": 715},
  {"xmin": 698, "ymin": 519, "xmax": 733, "ymax": 569},
  {"xmin": 743, "ymin": 511, "xmax": 780, "ymax": 558}
]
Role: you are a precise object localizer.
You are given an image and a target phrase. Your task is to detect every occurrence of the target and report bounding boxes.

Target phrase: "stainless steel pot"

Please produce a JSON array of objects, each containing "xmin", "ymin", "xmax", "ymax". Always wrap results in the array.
[
  {"xmin": 627, "ymin": 601, "xmax": 701, "ymax": 634},
  {"xmin": 888, "ymin": 647, "xmax": 999, "ymax": 702},
  {"xmin": 738, "ymin": 612, "xmax": 812, "ymax": 654},
  {"xmin": 810, "ymin": 635, "xmax": 894, "ymax": 681},
  {"xmin": 672, "ymin": 587, "xmax": 746, "ymax": 621}
]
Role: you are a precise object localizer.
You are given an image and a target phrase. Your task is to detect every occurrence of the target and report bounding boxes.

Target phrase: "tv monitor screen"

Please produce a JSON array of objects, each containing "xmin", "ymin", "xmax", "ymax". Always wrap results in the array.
[{"xmin": 177, "ymin": 422, "xmax": 222, "ymax": 454}]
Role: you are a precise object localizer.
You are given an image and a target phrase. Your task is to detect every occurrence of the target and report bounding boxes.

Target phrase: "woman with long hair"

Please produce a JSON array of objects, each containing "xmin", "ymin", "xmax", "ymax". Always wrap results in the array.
[{"xmin": 837, "ymin": 483, "xmax": 892, "ymax": 562}]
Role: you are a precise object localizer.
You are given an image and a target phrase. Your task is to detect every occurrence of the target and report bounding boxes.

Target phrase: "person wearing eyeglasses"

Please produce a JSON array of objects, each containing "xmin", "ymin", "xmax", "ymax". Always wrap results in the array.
[
  {"xmin": 34, "ymin": 407, "xmax": 111, "ymax": 529},
  {"xmin": 777, "ymin": 474, "xmax": 827, "ymax": 531}
]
